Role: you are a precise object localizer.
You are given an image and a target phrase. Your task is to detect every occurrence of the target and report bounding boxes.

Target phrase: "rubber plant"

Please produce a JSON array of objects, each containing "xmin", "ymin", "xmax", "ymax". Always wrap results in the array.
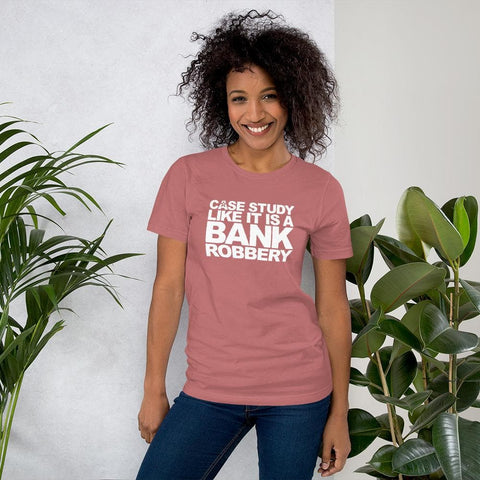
[
  {"xmin": 0, "ymin": 106, "xmax": 138, "ymax": 477},
  {"xmin": 347, "ymin": 187, "xmax": 480, "ymax": 480}
]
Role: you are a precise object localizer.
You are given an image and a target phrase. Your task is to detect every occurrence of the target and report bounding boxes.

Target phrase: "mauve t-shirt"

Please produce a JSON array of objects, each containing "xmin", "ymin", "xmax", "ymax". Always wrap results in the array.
[{"xmin": 147, "ymin": 146, "xmax": 352, "ymax": 405}]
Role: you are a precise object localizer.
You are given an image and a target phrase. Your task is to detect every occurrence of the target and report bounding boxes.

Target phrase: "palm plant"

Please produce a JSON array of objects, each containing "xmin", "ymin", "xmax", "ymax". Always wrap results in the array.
[
  {"xmin": 0, "ymin": 106, "xmax": 137, "ymax": 477},
  {"xmin": 346, "ymin": 187, "xmax": 480, "ymax": 479}
]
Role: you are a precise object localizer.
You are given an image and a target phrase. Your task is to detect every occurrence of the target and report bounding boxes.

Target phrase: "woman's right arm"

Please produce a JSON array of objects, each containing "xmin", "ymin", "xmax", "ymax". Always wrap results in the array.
[{"xmin": 137, "ymin": 235, "xmax": 187, "ymax": 443}]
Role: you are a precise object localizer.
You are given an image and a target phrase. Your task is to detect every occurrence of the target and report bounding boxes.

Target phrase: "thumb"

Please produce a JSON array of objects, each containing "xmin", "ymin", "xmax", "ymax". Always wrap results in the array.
[{"xmin": 320, "ymin": 444, "xmax": 333, "ymax": 470}]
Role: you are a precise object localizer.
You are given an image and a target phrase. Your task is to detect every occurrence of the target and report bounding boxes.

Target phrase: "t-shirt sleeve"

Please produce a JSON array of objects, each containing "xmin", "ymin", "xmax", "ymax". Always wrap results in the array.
[
  {"xmin": 147, "ymin": 158, "xmax": 189, "ymax": 242},
  {"xmin": 309, "ymin": 175, "xmax": 353, "ymax": 260}
]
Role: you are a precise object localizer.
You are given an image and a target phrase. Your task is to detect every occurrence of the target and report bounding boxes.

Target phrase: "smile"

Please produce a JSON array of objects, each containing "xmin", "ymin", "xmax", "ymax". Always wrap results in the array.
[{"xmin": 244, "ymin": 123, "xmax": 272, "ymax": 134}]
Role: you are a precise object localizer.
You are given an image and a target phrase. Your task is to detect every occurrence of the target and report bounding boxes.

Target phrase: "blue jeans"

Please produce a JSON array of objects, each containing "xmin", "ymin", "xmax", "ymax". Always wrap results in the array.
[{"xmin": 136, "ymin": 391, "xmax": 331, "ymax": 480}]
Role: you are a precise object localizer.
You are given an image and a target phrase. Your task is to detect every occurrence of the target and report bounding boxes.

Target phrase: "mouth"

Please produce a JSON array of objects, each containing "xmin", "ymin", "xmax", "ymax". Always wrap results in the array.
[{"xmin": 243, "ymin": 123, "xmax": 273, "ymax": 135}]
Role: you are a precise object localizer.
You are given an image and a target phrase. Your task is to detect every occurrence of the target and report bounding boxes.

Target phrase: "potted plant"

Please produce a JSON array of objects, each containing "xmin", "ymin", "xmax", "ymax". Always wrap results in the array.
[
  {"xmin": 0, "ymin": 106, "xmax": 138, "ymax": 477},
  {"xmin": 346, "ymin": 186, "xmax": 480, "ymax": 479}
]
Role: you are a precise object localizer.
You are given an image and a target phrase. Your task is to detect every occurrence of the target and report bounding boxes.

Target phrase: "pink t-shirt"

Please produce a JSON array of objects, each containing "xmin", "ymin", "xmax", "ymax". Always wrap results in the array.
[{"xmin": 148, "ymin": 146, "xmax": 352, "ymax": 405}]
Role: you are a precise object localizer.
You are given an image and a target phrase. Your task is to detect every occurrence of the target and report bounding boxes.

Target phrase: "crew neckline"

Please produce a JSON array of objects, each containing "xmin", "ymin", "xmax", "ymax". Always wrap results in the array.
[{"xmin": 221, "ymin": 146, "xmax": 298, "ymax": 180}]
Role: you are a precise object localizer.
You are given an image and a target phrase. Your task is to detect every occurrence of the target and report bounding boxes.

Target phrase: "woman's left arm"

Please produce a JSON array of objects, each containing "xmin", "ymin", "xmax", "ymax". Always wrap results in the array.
[{"xmin": 312, "ymin": 257, "xmax": 352, "ymax": 477}]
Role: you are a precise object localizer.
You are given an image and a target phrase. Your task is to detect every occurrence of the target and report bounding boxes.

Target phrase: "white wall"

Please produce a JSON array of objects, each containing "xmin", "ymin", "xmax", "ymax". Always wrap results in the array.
[
  {"xmin": 335, "ymin": 0, "xmax": 480, "ymax": 478},
  {"xmin": 0, "ymin": 1, "xmax": 334, "ymax": 479}
]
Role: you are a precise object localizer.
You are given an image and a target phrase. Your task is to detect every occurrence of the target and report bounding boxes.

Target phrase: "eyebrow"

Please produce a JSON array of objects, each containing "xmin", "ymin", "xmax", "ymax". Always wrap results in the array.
[{"xmin": 228, "ymin": 86, "xmax": 277, "ymax": 97}]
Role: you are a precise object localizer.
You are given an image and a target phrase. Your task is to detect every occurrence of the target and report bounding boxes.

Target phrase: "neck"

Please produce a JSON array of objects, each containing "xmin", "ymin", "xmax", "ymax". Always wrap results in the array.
[{"xmin": 227, "ymin": 141, "xmax": 291, "ymax": 173}]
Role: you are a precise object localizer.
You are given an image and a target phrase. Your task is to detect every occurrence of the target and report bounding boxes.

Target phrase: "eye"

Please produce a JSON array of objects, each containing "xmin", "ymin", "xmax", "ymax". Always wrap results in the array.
[
  {"xmin": 262, "ymin": 93, "xmax": 278, "ymax": 101},
  {"xmin": 231, "ymin": 96, "xmax": 247, "ymax": 103}
]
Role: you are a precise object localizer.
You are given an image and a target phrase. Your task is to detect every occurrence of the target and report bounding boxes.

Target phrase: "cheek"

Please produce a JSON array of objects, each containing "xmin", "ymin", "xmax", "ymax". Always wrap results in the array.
[
  {"xmin": 277, "ymin": 107, "xmax": 288, "ymax": 127},
  {"xmin": 227, "ymin": 104, "xmax": 240, "ymax": 126}
]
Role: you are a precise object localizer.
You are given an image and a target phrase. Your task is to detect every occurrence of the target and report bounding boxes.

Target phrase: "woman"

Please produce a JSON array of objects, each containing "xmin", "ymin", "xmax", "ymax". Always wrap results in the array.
[{"xmin": 137, "ymin": 10, "xmax": 352, "ymax": 480}]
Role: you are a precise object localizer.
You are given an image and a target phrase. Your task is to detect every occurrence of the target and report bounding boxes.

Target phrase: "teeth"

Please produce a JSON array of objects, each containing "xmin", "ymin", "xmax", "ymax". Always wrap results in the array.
[{"xmin": 247, "ymin": 124, "xmax": 270, "ymax": 133}]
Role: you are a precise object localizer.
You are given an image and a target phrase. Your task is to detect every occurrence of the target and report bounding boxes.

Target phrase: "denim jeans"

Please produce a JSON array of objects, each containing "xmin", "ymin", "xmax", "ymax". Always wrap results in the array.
[{"xmin": 136, "ymin": 391, "xmax": 331, "ymax": 480}]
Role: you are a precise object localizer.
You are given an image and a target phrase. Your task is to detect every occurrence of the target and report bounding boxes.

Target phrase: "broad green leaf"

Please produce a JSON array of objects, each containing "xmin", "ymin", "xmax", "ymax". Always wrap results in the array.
[
  {"xmin": 388, "ymin": 350, "xmax": 417, "ymax": 398},
  {"xmin": 432, "ymin": 413, "xmax": 462, "ymax": 480},
  {"xmin": 352, "ymin": 308, "xmax": 386, "ymax": 358},
  {"xmin": 429, "ymin": 374, "xmax": 480, "ymax": 412},
  {"xmin": 350, "ymin": 367, "xmax": 371, "ymax": 387},
  {"xmin": 408, "ymin": 392, "xmax": 456, "ymax": 435},
  {"xmin": 460, "ymin": 279, "xmax": 480, "ymax": 315},
  {"xmin": 372, "ymin": 390, "xmax": 432, "ymax": 411},
  {"xmin": 392, "ymin": 438, "xmax": 440, "ymax": 476},
  {"xmin": 419, "ymin": 303, "xmax": 478, "ymax": 354},
  {"xmin": 350, "ymin": 214, "xmax": 372, "ymax": 229},
  {"xmin": 348, "ymin": 408, "xmax": 381, "ymax": 457},
  {"xmin": 458, "ymin": 361, "xmax": 480, "ymax": 382},
  {"xmin": 371, "ymin": 263, "xmax": 445, "ymax": 313},
  {"xmin": 398, "ymin": 187, "xmax": 464, "ymax": 264},
  {"xmin": 376, "ymin": 413, "xmax": 404, "ymax": 442},
  {"xmin": 453, "ymin": 197, "xmax": 470, "ymax": 248},
  {"xmin": 397, "ymin": 187, "xmax": 429, "ymax": 258},
  {"xmin": 378, "ymin": 317, "xmax": 423, "ymax": 352},
  {"xmin": 375, "ymin": 234, "xmax": 425, "ymax": 269},
  {"xmin": 350, "ymin": 298, "xmax": 371, "ymax": 333},
  {"xmin": 347, "ymin": 219, "xmax": 385, "ymax": 285},
  {"xmin": 366, "ymin": 347, "xmax": 416, "ymax": 398},
  {"xmin": 368, "ymin": 445, "xmax": 396, "ymax": 477},
  {"xmin": 457, "ymin": 416, "xmax": 480, "ymax": 480},
  {"xmin": 443, "ymin": 196, "xmax": 478, "ymax": 266},
  {"xmin": 354, "ymin": 465, "xmax": 392, "ymax": 479}
]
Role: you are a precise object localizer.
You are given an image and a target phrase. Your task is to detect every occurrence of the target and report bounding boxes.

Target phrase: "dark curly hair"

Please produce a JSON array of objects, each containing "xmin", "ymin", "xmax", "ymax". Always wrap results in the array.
[{"xmin": 177, "ymin": 10, "xmax": 339, "ymax": 160}]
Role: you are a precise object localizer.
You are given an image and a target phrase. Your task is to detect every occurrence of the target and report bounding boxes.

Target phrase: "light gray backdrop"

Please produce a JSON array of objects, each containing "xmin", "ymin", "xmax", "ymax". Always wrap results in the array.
[
  {"xmin": 2, "ymin": 1, "xmax": 479, "ymax": 479},
  {"xmin": 336, "ymin": 0, "xmax": 480, "ymax": 477},
  {"xmin": 1, "ymin": 1, "xmax": 334, "ymax": 479}
]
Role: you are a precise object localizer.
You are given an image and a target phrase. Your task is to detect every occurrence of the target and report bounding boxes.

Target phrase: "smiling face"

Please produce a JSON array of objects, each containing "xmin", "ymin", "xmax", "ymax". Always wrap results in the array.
[{"xmin": 226, "ymin": 64, "xmax": 288, "ymax": 155}]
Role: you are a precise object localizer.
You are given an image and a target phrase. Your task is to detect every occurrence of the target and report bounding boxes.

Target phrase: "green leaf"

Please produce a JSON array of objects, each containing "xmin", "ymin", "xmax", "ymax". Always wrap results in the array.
[
  {"xmin": 429, "ymin": 374, "xmax": 480, "ymax": 412},
  {"xmin": 60, "ymin": 123, "xmax": 112, "ymax": 157},
  {"xmin": 432, "ymin": 414, "xmax": 461, "ymax": 480},
  {"xmin": 348, "ymin": 408, "xmax": 381, "ymax": 457},
  {"xmin": 378, "ymin": 317, "xmax": 423, "ymax": 352},
  {"xmin": 366, "ymin": 347, "xmax": 417, "ymax": 399},
  {"xmin": 392, "ymin": 438, "xmax": 440, "ymax": 476},
  {"xmin": 368, "ymin": 445, "xmax": 396, "ymax": 477},
  {"xmin": 376, "ymin": 413, "xmax": 404, "ymax": 442},
  {"xmin": 347, "ymin": 219, "xmax": 385, "ymax": 285},
  {"xmin": 354, "ymin": 464, "xmax": 392, "ymax": 479},
  {"xmin": 419, "ymin": 303, "xmax": 478, "ymax": 354},
  {"xmin": 460, "ymin": 279, "xmax": 480, "ymax": 315},
  {"xmin": 397, "ymin": 187, "xmax": 429, "ymax": 259},
  {"xmin": 372, "ymin": 390, "xmax": 432, "ymax": 411},
  {"xmin": 350, "ymin": 298, "xmax": 373, "ymax": 333},
  {"xmin": 453, "ymin": 197, "xmax": 470, "ymax": 248},
  {"xmin": 352, "ymin": 308, "xmax": 386, "ymax": 358},
  {"xmin": 350, "ymin": 367, "xmax": 371, "ymax": 386},
  {"xmin": 371, "ymin": 263, "xmax": 446, "ymax": 313},
  {"xmin": 408, "ymin": 392, "xmax": 456, "ymax": 435},
  {"xmin": 443, "ymin": 196, "xmax": 478, "ymax": 266},
  {"xmin": 375, "ymin": 234, "xmax": 426, "ymax": 269},
  {"xmin": 397, "ymin": 187, "xmax": 465, "ymax": 265}
]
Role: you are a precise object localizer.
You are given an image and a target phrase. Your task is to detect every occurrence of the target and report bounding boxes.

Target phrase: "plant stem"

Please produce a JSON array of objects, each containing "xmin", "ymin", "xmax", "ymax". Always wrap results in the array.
[
  {"xmin": 0, "ymin": 373, "xmax": 24, "ymax": 479},
  {"xmin": 356, "ymin": 275, "xmax": 403, "ymax": 450},
  {"xmin": 448, "ymin": 262, "xmax": 460, "ymax": 414}
]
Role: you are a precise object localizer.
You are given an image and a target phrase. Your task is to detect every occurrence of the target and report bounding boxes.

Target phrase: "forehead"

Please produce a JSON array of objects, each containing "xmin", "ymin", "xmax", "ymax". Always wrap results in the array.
[{"xmin": 226, "ymin": 65, "xmax": 275, "ymax": 90}]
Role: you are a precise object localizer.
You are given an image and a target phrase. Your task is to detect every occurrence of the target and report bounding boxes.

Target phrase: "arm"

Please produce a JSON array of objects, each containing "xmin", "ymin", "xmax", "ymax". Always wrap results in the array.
[
  {"xmin": 137, "ymin": 235, "xmax": 187, "ymax": 443},
  {"xmin": 312, "ymin": 257, "xmax": 351, "ymax": 477}
]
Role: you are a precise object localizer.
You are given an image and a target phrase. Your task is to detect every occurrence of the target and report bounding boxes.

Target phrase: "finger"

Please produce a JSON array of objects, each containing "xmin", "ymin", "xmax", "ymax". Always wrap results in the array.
[
  {"xmin": 319, "ymin": 451, "xmax": 347, "ymax": 477},
  {"xmin": 320, "ymin": 445, "xmax": 334, "ymax": 472}
]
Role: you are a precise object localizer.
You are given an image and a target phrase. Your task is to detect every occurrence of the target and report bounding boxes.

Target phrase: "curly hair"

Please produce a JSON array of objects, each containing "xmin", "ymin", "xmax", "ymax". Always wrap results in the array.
[{"xmin": 177, "ymin": 10, "xmax": 339, "ymax": 160}]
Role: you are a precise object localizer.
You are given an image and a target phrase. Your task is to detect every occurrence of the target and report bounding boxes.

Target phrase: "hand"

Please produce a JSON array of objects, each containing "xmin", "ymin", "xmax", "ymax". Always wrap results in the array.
[
  {"xmin": 318, "ymin": 414, "xmax": 351, "ymax": 477},
  {"xmin": 137, "ymin": 392, "xmax": 170, "ymax": 443}
]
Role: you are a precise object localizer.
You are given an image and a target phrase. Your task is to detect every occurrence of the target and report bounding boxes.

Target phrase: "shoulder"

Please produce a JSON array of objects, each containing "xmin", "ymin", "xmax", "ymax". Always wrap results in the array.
[
  {"xmin": 170, "ymin": 147, "xmax": 225, "ymax": 180},
  {"xmin": 176, "ymin": 147, "xmax": 224, "ymax": 168},
  {"xmin": 293, "ymin": 157, "xmax": 337, "ymax": 188}
]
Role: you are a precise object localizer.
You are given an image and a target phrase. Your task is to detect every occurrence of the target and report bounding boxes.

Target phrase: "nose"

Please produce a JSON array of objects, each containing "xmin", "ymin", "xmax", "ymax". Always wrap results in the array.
[{"xmin": 246, "ymin": 99, "xmax": 265, "ymax": 123}]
